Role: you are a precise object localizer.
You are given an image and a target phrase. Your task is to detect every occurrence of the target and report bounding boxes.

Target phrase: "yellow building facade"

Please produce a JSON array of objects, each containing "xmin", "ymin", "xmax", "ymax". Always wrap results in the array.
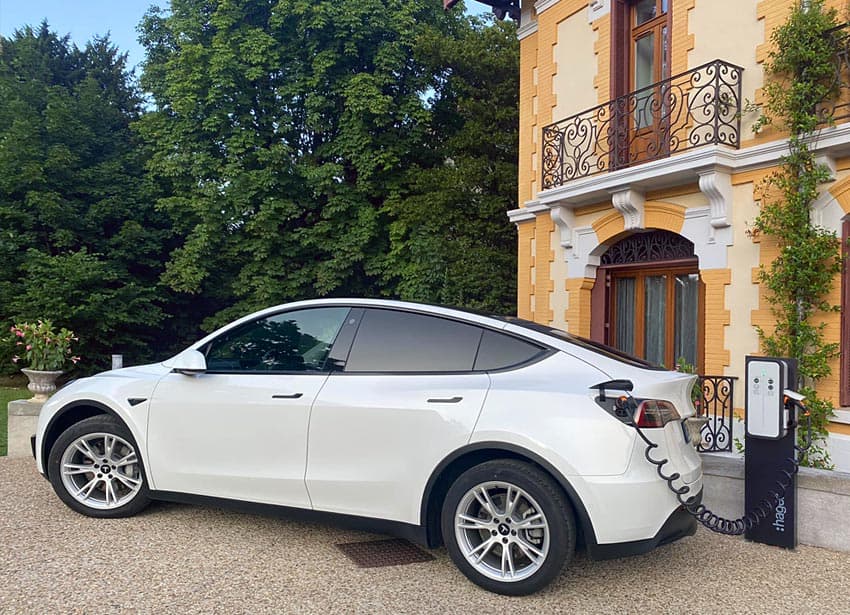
[{"xmin": 507, "ymin": 0, "xmax": 850, "ymax": 464}]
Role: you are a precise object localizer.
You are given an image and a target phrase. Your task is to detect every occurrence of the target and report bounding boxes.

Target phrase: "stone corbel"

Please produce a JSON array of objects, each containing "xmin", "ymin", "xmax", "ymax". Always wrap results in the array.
[
  {"xmin": 550, "ymin": 205, "xmax": 577, "ymax": 255},
  {"xmin": 698, "ymin": 170, "xmax": 733, "ymax": 229},
  {"xmin": 610, "ymin": 187, "xmax": 645, "ymax": 231},
  {"xmin": 588, "ymin": 0, "xmax": 611, "ymax": 21}
]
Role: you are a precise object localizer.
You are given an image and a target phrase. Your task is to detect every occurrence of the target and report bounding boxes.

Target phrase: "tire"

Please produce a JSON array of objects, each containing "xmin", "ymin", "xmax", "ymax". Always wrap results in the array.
[
  {"xmin": 441, "ymin": 459, "xmax": 576, "ymax": 596},
  {"xmin": 48, "ymin": 415, "xmax": 151, "ymax": 518}
]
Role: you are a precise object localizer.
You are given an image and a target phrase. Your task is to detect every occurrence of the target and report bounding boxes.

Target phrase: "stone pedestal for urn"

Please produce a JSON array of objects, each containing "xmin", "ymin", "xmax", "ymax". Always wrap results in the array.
[
  {"xmin": 6, "ymin": 399, "xmax": 43, "ymax": 458},
  {"xmin": 20, "ymin": 368, "xmax": 63, "ymax": 403}
]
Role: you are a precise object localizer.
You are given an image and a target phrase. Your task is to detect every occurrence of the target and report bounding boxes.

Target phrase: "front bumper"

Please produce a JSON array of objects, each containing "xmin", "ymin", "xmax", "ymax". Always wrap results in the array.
[
  {"xmin": 30, "ymin": 435, "xmax": 36, "ymax": 459},
  {"xmin": 587, "ymin": 488, "xmax": 701, "ymax": 560}
]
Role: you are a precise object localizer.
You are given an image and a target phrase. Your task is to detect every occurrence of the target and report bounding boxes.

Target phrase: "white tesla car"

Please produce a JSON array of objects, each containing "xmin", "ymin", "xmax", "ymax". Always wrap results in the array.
[{"xmin": 33, "ymin": 299, "xmax": 702, "ymax": 595}]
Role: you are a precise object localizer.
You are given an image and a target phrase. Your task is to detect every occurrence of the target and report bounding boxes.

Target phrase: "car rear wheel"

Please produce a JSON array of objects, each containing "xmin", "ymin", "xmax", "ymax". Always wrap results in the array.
[
  {"xmin": 441, "ymin": 459, "xmax": 576, "ymax": 596},
  {"xmin": 48, "ymin": 415, "xmax": 151, "ymax": 518}
]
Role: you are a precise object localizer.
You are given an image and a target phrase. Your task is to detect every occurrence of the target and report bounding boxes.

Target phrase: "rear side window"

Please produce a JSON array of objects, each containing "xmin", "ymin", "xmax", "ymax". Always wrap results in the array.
[
  {"xmin": 473, "ymin": 330, "xmax": 547, "ymax": 371},
  {"xmin": 345, "ymin": 309, "xmax": 482, "ymax": 372}
]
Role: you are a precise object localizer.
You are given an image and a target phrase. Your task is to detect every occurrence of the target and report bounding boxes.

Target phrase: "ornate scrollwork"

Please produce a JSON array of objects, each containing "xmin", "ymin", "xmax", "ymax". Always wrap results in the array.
[
  {"xmin": 541, "ymin": 59, "xmax": 743, "ymax": 189},
  {"xmin": 600, "ymin": 230, "xmax": 694, "ymax": 265},
  {"xmin": 697, "ymin": 376, "xmax": 737, "ymax": 453}
]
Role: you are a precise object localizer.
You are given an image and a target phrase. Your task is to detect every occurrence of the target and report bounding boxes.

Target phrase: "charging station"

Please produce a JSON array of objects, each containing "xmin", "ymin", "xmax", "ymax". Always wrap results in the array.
[{"xmin": 744, "ymin": 356, "xmax": 798, "ymax": 548}]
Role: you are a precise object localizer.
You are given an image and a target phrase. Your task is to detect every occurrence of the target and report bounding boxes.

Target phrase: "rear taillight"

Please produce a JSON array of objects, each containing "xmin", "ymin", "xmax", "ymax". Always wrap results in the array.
[{"xmin": 633, "ymin": 399, "xmax": 680, "ymax": 428}]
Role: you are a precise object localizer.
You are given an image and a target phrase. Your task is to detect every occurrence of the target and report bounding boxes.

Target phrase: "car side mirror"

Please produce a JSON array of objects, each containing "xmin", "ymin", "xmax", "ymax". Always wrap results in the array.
[{"xmin": 171, "ymin": 350, "xmax": 207, "ymax": 376}]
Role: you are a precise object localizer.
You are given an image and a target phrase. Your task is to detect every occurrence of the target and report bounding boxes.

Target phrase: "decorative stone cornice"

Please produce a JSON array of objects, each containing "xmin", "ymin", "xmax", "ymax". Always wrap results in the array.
[
  {"xmin": 610, "ymin": 187, "xmax": 645, "ymax": 230},
  {"xmin": 507, "ymin": 201, "xmax": 548, "ymax": 224},
  {"xmin": 516, "ymin": 20, "xmax": 538, "ymax": 40},
  {"xmin": 697, "ymin": 169, "xmax": 733, "ymax": 229},
  {"xmin": 534, "ymin": 0, "xmax": 560, "ymax": 16}
]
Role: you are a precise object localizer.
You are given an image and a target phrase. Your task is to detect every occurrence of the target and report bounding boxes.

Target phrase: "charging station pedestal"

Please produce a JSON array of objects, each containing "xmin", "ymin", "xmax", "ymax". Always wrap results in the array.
[{"xmin": 744, "ymin": 356, "xmax": 797, "ymax": 548}]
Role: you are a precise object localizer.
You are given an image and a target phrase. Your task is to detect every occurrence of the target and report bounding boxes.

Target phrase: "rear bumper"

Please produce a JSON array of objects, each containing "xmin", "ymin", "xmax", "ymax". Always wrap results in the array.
[
  {"xmin": 586, "ymin": 489, "xmax": 700, "ymax": 560},
  {"xmin": 31, "ymin": 435, "xmax": 36, "ymax": 459}
]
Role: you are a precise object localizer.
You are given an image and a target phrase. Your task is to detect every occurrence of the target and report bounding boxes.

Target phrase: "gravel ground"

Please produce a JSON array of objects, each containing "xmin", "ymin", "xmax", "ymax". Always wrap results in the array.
[{"xmin": 1, "ymin": 456, "xmax": 849, "ymax": 615}]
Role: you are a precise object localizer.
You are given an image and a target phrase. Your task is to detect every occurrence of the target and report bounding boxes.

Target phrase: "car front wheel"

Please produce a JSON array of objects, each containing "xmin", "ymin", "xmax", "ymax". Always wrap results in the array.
[
  {"xmin": 441, "ymin": 459, "xmax": 576, "ymax": 596},
  {"xmin": 48, "ymin": 415, "xmax": 151, "ymax": 518}
]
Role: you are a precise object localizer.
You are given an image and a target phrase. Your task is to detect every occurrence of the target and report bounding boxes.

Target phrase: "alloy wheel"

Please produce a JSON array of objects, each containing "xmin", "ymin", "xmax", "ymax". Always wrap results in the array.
[
  {"xmin": 59, "ymin": 432, "xmax": 143, "ymax": 510},
  {"xmin": 454, "ymin": 481, "xmax": 551, "ymax": 582}
]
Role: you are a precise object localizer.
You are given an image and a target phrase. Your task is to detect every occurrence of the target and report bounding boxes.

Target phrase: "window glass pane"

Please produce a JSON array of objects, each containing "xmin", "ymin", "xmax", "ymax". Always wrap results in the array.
[
  {"xmin": 345, "ymin": 310, "xmax": 482, "ymax": 372},
  {"xmin": 644, "ymin": 275, "xmax": 667, "ymax": 366},
  {"xmin": 474, "ymin": 330, "xmax": 546, "ymax": 371},
  {"xmin": 205, "ymin": 307, "xmax": 349, "ymax": 372},
  {"xmin": 674, "ymin": 273, "xmax": 699, "ymax": 368},
  {"xmin": 634, "ymin": 33, "xmax": 655, "ymax": 129},
  {"xmin": 615, "ymin": 277, "xmax": 636, "ymax": 355},
  {"xmin": 635, "ymin": 0, "xmax": 657, "ymax": 25}
]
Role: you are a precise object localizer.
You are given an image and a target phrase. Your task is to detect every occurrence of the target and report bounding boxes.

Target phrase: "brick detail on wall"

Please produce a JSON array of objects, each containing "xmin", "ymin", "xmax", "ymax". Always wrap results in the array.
[
  {"xmin": 672, "ymin": 0, "xmax": 696, "ymax": 77},
  {"xmin": 565, "ymin": 277, "xmax": 595, "ymax": 337},
  {"xmin": 701, "ymin": 268, "xmax": 732, "ymax": 374},
  {"xmin": 593, "ymin": 12, "xmax": 610, "ymax": 105},
  {"xmin": 534, "ymin": 214, "xmax": 556, "ymax": 324},
  {"xmin": 518, "ymin": 33, "xmax": 539, "ymax": 206},
  {"xmin": 645, "ymin": 201, "xmax": 686, "ymax": 233},
  {"xmin": 592, "ymin": 210, "xmax": 626, "ymax": 244},
  {"xmin": 517, "ymin": 220, "xmax": 535, "ymax": 320}
]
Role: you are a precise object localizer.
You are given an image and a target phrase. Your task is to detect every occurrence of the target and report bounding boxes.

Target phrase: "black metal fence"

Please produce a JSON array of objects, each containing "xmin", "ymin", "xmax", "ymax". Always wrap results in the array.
[
  {"xmin": 541, "ymin": 59, "xmax": 743, "ymax": 189},
  {"xmin": 696, "ymin": 375, "xmax": 737, "ymax": 453}
]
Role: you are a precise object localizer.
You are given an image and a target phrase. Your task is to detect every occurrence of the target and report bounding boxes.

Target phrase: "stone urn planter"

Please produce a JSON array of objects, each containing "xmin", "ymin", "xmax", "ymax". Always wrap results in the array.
[{"xmin": 21, "ymin": 368, "xmax": 64, "ymax": 403}]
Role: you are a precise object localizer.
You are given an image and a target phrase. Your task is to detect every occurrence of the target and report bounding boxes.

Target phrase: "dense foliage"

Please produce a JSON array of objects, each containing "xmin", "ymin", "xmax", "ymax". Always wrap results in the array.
[
  {"xmin": 138, "ymin": 0, "xmax": 517, "ymax": 331},
  {"xmin": 1, "ymin": 3, "xmax": 519, "ymax": 372},
  {"xmin": 751, "ymin": 0, "xmax": 844, "ymax": 468},
  {"xmin": 0, "ymin": 24, "xmax": 177, "ymax": 372}
]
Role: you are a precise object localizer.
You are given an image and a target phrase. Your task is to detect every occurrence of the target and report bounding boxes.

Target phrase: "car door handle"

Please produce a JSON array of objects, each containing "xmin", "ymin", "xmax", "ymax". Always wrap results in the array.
[
  {"xmin": 427, "ymin": 396, "xmax": 463, "ymax": 404},
  {"xmin": 272, "ymin": 393, "xmax": 303, "ymax": 399}
]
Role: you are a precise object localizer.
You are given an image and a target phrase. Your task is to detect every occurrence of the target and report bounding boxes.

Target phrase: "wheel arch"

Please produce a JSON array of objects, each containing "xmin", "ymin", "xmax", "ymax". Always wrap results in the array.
[
  {"xmin": 420, "ymin": 442, "xmax": 597, "ymax": 550},
  {"xmin": 41, "ymin": 400, "xmax": 124, "ymax": 479}
]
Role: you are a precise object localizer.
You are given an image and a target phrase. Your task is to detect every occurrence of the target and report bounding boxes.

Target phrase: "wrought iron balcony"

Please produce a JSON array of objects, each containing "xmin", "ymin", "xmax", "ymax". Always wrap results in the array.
[{"xmin": 541, "ymin": 59, "xmax": 743, "ymax": 189}]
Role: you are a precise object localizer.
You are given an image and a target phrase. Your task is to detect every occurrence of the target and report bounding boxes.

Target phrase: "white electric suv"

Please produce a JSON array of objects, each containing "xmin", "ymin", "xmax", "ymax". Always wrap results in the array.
[{"xmin": 33, "ymin": 299, "xmax": 702, "ymax": 595}]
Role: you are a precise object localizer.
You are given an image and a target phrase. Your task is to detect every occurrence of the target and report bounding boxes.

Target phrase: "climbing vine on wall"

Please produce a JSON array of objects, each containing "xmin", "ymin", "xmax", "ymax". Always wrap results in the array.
[{"xmin": 750, "ymin": 0, "xmax": 846, "ymax": 468}]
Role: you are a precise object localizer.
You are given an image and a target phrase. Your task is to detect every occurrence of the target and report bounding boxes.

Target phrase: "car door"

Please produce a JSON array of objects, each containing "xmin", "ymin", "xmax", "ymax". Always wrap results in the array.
[
  {"xmin": 306, "ymin": 308, "xmax": 491, "ymax": 524},
  {"xmin": 146, "ymin": 306, "xmax": 351, "ymax": 508}
]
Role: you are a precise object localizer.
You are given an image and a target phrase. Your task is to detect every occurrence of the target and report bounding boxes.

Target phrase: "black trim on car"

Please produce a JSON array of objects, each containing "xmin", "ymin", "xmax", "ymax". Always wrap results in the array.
[
  {"xmin": 420, "ymin": 442, "xmax": 599, "ymax": 551},
  {"xmin": 39, "ymin": 399, "xmax": 122, "ymax": 479},
  {"xmin": 148, "ymin": 490, "xmax": 429, "ymax": 547},
  {"xmin": 587, "ymin": 490, "xmax": 700, "ymax": 560}
]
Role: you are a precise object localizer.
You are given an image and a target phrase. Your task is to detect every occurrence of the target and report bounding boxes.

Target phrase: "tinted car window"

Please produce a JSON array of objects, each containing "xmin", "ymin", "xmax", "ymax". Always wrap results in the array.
[
  {"xmin": 204, "ymin": 307, "xmax": 350, "ymax": 372},
  {"xmin": 345, "ymin": 309, "xmax": 482, "ymax": 373},
  {"xmin": 473, "ymin": 330, "xmax": 547, "ymax": 371}
]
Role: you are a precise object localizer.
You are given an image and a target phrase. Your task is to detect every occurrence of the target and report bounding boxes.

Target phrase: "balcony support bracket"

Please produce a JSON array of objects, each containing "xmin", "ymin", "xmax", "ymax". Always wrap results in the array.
[
  {"xmin": 550, "ymin": 205, "xmax": 577, "ymax": 253},
  {"xmin": 698, "ymin": 169, "xmax": 733, "ymax": 231},
  {"xmin": 610, "ymin": 187, "xmax": 645, "ymax": 231}
]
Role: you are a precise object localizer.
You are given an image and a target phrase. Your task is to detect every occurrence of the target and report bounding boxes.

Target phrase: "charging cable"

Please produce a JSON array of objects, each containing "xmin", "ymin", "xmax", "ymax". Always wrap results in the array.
[{"xmin": 633, "ymin": 397, "xmax": 813, "ymax": 536}]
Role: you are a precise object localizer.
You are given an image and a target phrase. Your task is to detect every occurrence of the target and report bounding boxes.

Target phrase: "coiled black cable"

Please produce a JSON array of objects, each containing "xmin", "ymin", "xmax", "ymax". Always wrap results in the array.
[{"xmin": 633, "ymin": 400, "xmax": 813, "ymax": 536}]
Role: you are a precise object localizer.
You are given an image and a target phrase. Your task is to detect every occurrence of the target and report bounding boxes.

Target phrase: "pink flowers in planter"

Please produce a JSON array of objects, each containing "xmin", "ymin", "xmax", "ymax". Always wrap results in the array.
[{"xmin": 8, "ymin": 321, "xmax": 78, "ymax": 371}]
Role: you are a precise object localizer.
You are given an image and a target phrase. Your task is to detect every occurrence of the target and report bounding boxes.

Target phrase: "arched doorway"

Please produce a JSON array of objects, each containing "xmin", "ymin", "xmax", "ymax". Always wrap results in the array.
[{"xmin": 594, "ymin": 229, "xmax": 702, "ymax": 370}]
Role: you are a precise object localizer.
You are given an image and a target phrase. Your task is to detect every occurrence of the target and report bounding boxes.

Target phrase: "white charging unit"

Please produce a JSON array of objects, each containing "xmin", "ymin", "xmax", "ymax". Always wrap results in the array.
[{"xmin": 745, "ymin": 357, "xmax": 788, "ymax": 440}]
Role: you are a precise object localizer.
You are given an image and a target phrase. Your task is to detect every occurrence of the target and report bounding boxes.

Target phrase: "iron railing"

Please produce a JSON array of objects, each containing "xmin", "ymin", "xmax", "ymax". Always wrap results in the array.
[
  {"xmin": 541, "ymin": 59, "xmax": 743, "ymax": 189},
  {"xmin": 821, "ymin": 22, "xmax": 850, "ymax": 123},
  {"xmin": 696, "ymin": 375, "xmax": 737, "ymax": 453}
]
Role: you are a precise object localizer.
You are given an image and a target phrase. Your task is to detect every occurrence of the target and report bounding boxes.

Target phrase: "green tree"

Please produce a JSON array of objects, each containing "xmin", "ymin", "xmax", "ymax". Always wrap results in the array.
[
  {"xmin": 381, "ymin": 17, "xmax": 518, "ymax": 313},
  {"xmin": 0, "ymin": 24, "xmax": 174, "ymax": 372},
  {"xmin": 138, "ymin": 0, "xmax": 518, "ymax": 329},
  {"xmin": 751, "ymin": 0, "xmax": 844, "ymax": 468}
]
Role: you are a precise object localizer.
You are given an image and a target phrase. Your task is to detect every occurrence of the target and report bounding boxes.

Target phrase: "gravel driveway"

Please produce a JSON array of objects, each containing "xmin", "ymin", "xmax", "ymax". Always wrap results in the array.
[{"xmin": 1, "ymin": 455, "xmax": 848, "ymax": 614}]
